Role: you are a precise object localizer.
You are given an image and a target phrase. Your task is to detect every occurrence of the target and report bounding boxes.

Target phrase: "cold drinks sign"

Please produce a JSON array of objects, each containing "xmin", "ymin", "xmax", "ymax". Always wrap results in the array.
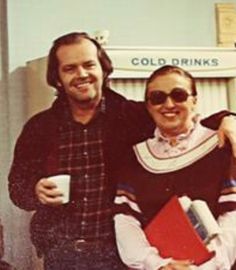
[
  {"xmin": 130, "ymin": 57, "xmax": 218, "ymax": 68},
  {"xmin": 106, "ymin": 47, "xmax": 236, "ymax": 78}
]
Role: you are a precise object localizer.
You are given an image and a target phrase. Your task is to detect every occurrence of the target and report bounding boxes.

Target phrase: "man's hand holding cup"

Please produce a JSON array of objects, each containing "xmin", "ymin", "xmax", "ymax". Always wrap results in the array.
[{"xmin": 35, "ymin": 174, "xmax": 70, "ymax": 206}]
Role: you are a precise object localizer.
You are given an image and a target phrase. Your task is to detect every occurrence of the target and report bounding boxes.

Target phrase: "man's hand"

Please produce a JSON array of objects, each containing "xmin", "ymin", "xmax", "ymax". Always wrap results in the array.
[
  {"xmin": 35, "ymin": 178, "xmax": 64, "ymax": 206},
  {"xmin": 218, "ymin": 115, "xmax": 236, "ymax": 157}
]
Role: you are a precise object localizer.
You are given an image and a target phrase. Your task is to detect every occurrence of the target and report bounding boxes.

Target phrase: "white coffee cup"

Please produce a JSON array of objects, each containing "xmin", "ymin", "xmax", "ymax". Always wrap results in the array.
[{"xmin": 48, "ymin": 174, "xmax": 70, "ymax": 204}]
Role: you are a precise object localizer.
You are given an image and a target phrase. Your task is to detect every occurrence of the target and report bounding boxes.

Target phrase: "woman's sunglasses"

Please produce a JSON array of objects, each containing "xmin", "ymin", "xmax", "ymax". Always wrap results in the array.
[{"xmin": 147, "ymin": 87, "xmax": 192, "ymax": 105}]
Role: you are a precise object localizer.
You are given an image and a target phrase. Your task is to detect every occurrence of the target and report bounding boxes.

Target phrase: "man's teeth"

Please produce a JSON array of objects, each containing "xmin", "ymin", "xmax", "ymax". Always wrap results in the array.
[{"xmin": 75, "ymin": 82, "xmax": 90, "ymax": 88}]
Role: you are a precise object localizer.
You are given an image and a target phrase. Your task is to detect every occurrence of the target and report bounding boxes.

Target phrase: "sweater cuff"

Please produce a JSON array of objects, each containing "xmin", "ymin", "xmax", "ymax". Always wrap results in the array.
[{"xmin": 143, "ymin": 250, "xmax": 172, "ymax": 270}]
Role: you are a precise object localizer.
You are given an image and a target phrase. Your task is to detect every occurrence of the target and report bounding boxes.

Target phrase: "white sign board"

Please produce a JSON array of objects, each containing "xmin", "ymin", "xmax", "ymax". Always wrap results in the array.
[{"xmin": 105, "ymin": 46, "xmax": 236, "ymax": 78}]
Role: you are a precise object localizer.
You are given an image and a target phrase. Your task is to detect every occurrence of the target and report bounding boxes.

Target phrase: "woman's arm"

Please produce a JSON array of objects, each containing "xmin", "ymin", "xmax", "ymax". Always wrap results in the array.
[{"xmin": 114, "ymin": 213, "xmax": 172, "ymax": 270}]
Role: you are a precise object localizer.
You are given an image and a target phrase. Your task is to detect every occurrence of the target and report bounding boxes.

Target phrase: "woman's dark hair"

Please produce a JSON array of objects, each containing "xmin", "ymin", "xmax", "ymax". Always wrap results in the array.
[
  {"xmin": 47, "ymin": 32, "xmax": 113, "ymax": 90},
  {"xmin": 145, "ymin": 65, "xmax": 197, "ymax": 101}
]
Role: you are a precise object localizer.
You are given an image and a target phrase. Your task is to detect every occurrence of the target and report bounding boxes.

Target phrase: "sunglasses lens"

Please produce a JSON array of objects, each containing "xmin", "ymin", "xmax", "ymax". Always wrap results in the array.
[
  {"xmin": 148, "ymin": 88, "xmax": 190, "ymax": 105},
  {"xmin": 148, "ymin": 91, "xmax": 167, "ymax": 105},
  {"xmin": 171, "ymin": 88, "xmax": 189, "ymax": 102}
]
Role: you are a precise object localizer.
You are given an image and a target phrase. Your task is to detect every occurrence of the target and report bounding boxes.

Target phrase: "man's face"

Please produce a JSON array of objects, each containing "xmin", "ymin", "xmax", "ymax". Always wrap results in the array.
[
  {"xmin": 57, "ymin": 39, "xmax": 104, "ymax": 108},
  {"xmin": 146, "ymin": 73, "xmax": 197, "ymax": 137}
]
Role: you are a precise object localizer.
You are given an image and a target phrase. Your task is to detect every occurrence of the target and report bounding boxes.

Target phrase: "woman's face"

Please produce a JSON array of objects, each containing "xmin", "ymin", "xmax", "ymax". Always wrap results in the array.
[{"xmin": 146, "ymin": 73, "xmax": 197, "ymax": 137}]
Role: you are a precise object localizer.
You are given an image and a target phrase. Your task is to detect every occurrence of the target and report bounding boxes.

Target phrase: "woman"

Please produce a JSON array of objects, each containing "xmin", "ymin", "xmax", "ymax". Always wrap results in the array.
[{"xmin": 114, "ymin": 65, "xmax": 236, "ymax": 270}]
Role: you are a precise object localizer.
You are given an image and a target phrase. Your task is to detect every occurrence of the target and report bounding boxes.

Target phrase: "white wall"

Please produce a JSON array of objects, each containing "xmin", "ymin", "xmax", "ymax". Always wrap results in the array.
[{"xmin": 7, "ymin": 0, "xmax": 236, "ymax": 71}]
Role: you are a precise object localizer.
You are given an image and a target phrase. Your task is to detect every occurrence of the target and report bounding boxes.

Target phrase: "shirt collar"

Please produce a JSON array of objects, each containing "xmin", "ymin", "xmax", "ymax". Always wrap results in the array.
[
  {"xmin": 154, "ymin": 114, "xmax": 199, "ymax": 146},
  {"xmin": 56, "ymin": 94, "xmax": 106, "ymax": 123}
]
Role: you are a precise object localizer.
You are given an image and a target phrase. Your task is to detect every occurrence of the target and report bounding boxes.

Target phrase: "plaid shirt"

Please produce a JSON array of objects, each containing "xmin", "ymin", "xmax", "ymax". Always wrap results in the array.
[{"xmin": 56, "ymin": 98, "xmax": 114, "ymax": 241}]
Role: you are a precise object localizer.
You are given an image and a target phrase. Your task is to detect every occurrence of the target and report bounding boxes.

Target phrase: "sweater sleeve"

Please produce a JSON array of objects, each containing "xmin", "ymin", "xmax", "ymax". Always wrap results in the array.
[
  {"xmin": 195, "ymin": 155, "xmax": 236, "ymax": 269},
  {"xmin": 8, "ymin": 117, "xmax": 48, "ymax": 211},
  {"xmin": 200, "ymin": 110, "xmax": 236, "ymax": 130},
  {"xmin": 114, "ymin": 214, "xmax": 172, "ymax": 270},
  {"xmin": 114, "ymin": 182, "xmax": 171, "ymax": 269},
  {"xmin": 209, "ymin": 210, "xmax": 236, "ymax": 269},
  {"xmin": 191, "ymin": 210, "xmax": 236, "ymax": 270}
]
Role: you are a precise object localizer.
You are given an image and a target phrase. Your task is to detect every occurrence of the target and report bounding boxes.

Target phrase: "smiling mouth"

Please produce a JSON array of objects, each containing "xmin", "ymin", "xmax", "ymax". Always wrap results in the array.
[
  {"xmin": 74, "ymin": 81, "xmax": 90, "ymax": 90},
  {"xmin": 162, "ymin": 111, "xmax": 179, "ymax": 118}
]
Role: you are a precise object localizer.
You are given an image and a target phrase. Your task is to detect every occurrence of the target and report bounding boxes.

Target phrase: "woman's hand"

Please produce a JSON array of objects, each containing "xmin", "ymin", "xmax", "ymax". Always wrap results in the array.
[{"xmin": 159, "ymin": 260, "xmax": 192, "ymax": 270}]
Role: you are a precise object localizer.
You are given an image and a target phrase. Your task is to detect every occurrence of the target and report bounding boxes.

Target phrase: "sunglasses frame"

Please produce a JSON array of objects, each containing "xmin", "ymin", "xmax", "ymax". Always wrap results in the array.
[{"xmin": 147, "ymin": 87, "xmax": 192, "ymax": 106}]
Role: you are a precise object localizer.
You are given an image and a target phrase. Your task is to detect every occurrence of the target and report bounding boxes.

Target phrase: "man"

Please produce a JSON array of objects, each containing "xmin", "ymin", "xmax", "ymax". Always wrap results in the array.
[
  {"xmin": 8, "ymin": 33, "xmax": 236, "ymax": 270},
  {"xmin": 114, "ymin": 65, "xmax": 236, "ymax": 270}
]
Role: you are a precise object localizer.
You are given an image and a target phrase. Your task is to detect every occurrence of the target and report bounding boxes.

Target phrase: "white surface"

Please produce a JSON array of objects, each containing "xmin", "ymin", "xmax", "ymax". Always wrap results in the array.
[{"xmin": 48, "ymin": 174, "xmax": 70, "ymax": 204}]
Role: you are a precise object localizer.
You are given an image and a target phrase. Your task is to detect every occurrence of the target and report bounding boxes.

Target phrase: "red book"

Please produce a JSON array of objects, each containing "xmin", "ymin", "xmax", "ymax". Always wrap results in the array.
[{"xmin": 144, "ymin": 196, "xmax": 215, "ymax": 265}]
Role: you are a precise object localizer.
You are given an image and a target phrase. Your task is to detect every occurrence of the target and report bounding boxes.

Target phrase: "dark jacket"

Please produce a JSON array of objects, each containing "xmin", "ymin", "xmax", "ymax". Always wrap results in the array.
[
  {"xmin": 8, "ymin": 88, "xmax": 155, "ymax": 253},
  {"xmin": 8, "ymin": 88, "xmax": 154, "ymax": 209}
]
